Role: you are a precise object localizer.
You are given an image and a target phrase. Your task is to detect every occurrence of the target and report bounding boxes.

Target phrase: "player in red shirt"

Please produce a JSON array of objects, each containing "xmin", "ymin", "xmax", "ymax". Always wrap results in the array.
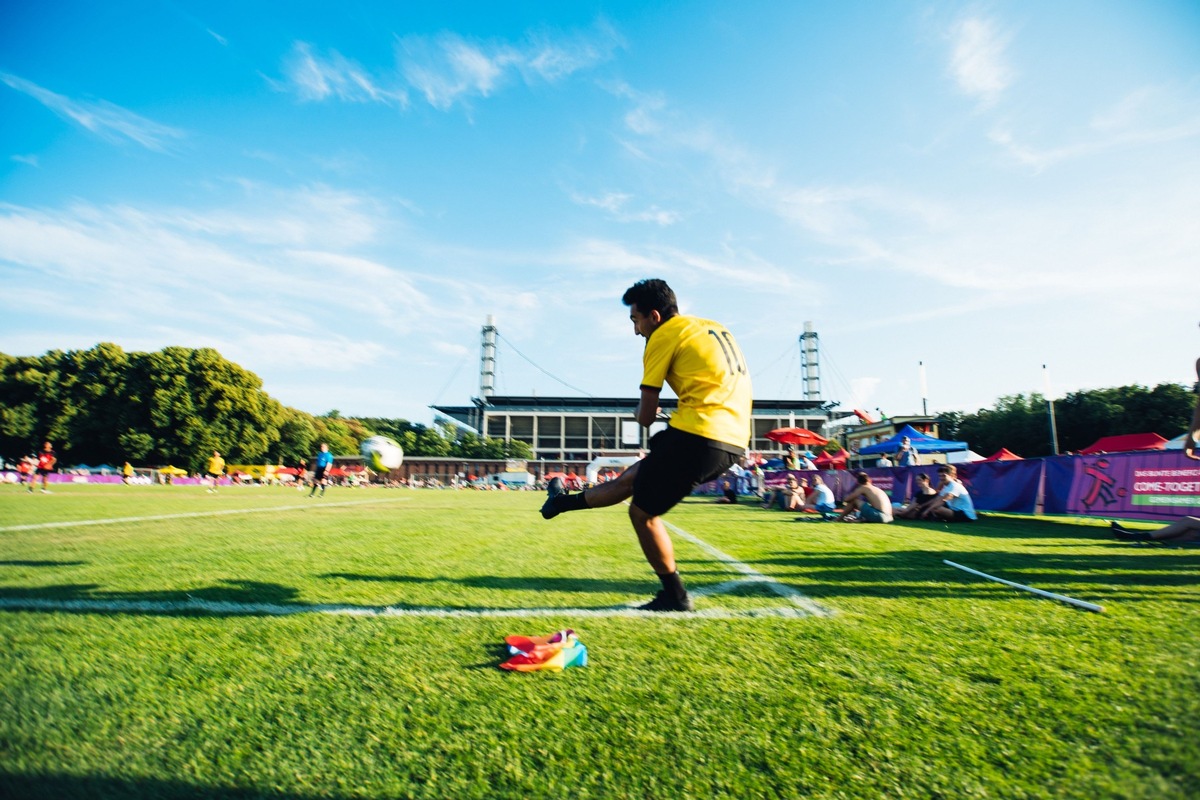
[{"xmin": 35, "ymin": 441, "xmax": 57, "ymax": 493}]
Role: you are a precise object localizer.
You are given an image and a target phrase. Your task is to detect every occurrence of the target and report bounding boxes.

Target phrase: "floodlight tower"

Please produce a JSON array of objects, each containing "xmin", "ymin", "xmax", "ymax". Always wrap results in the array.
[
  {"xmin": 800, "ymin": 321, "xmax": 822, "ymax": 401},
  {"xmin": 480, "ymin": 315, "xmax": 497, "ymax": 400}
]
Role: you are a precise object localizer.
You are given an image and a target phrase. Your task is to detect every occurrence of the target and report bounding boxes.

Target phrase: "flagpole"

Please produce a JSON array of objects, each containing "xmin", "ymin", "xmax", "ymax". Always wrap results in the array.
[
  {"xmin": 919, "ymin": 361, "xmax": 928, "ymax": 416},
  {"xmin": 1043, "ymin": 364, "xmax": 1060, "ymax": 456}
]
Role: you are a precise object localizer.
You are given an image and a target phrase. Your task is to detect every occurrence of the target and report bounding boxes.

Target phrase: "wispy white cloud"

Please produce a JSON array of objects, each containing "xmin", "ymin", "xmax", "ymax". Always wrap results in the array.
[
  {"xmin": 569, "ymin": 191, "xmax": 681, "ymax": 225},
  {"xmin": 989, "ymin": 85, "xmax": 1200, "ymax": 170},
  {"xmin": 947, "ymin": 16, "xmax": 1013, "ymax": 106},
  {"xmin": 0, "ymin": 186, "xmax": 437, "ymax": 366},
  {"xmin": 283, "ymin": 42, "xmax": 408, "ymax": 106},
  {"xmin": 399, "ymin": 34, "xmax": 515, "ymax": 111},
  {"xmin": 279, "ymin": 22, "xmax": 620, "ymax": 112},
  {"xmin": 207, "ymin": 29, "xmax": 228, "ymax": 47},
  {"xmin": 11, "ymin": 154, "xmax": 39, "ymax": 167},
  {"xmin": 0, "ymin": 72, "xmax": 185, "ymax": 151}
]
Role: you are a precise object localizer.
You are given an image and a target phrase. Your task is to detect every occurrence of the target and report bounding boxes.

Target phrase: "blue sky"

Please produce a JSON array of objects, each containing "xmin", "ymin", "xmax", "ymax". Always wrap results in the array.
[{"xmin": 2, "ymin": 1, "xmax": 1198, "ymax": 428}]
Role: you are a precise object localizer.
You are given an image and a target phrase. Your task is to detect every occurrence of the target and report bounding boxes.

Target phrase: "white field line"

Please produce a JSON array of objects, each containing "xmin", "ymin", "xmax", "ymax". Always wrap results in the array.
[
  {"xmin": 0, "ymin": 498, "xmax": 832, "ymax": 620},
  {"xmin": 0, "ymin": 596, "xmax": 813, "ymax": 620},
  {"xmin": 943, "ymin": 559, "xmax": 1105, "ymax": 613},
  {"xmin": 0, "ymin": 497, "xmax": 413, "ymax": 532},
  {"xmin": 663, "ymin": 518, "xmax": 835, "ymax": 618}
]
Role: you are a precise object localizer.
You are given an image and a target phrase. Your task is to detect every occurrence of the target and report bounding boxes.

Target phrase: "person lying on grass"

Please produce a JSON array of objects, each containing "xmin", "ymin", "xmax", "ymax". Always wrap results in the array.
[{"xmin": 1111, "ymin": 517, "xmax": 1200, "ymax": 545}]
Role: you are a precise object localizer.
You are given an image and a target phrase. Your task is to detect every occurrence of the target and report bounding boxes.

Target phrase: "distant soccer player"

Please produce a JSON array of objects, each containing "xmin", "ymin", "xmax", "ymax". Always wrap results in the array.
[
  {"xmin": 205, "ymin": 450, "xmax": 225, "ymax": 493},
  {"xmin": 18, "ymin": 454, "xmax": 35, "ymax": 492},
  {"xmin": 35, "ymin": 441, "xmax": 57, "ymax": 493},
  {"xmin": 310, "ymin": 443, "xmax": 333, "ymax": 497},
  {"xmin": 540, "ymin": 278, "xmax": 753, "ymax": 612}
]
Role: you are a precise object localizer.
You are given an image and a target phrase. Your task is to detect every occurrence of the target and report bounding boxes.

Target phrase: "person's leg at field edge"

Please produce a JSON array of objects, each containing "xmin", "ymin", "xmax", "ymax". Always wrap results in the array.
[
  {"xmin": 540, "ymin": 461, "xmax": 692, "ymax": 610},
  {"xmin": 1112, "ymin": 516, "xmax": 1200, "ymax": 543}
]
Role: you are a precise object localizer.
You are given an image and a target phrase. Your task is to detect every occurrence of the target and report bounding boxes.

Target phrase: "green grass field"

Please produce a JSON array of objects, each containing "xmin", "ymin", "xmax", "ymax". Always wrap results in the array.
[{"xmin": 1, "ymin": 484, "xmax": 1197, "ymax": 799}]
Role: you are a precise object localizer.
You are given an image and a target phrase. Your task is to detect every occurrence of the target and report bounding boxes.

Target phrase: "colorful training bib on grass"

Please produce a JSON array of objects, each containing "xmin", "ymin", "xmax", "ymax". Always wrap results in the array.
[{"xmin": 499, "ymin": 629, "xmax": 588, "ymax": 672}]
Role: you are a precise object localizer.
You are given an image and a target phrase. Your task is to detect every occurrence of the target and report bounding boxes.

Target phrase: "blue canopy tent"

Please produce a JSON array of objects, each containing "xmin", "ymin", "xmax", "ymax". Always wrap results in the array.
[{"xmin": 858, "ymin": 424, "xmax": 968, "ymax": 455}]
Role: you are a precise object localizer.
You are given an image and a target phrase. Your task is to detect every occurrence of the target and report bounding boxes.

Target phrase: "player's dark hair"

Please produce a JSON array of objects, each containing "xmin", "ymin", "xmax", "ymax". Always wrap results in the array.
[
  {"xmin": 622, "ymin": 279, "xmax": 679, "ymax": 318},
  {"xmin": 916, "ymin": 472, "xmax": 929, "ymax": 482},
  {"xmin": 855, "ymin": 471, "xmax": 870, "ymax": 484}
]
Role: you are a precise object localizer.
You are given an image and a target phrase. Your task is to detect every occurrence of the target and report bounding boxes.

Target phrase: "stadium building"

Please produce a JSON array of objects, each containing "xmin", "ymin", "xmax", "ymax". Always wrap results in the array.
[{"xmin": 430, "ymin": 394, "xmax": 834, "ymax": 464}]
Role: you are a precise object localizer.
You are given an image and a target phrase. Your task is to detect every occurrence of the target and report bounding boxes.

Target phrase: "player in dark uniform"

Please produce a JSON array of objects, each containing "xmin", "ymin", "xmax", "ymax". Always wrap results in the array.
[{"xmin": 309, "ymin": 443, "xmax": 334, "ymax": 497}]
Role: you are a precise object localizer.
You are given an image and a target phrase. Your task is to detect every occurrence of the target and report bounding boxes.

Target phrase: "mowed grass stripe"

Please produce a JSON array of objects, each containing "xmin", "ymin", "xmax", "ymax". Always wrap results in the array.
[
  {"xmin": 0, "ymin": 496, "xmax": 413, "ymax": 532},
  {"xmin": 0, "ymin": 596, "xmax": 811, "ymax": 619}
]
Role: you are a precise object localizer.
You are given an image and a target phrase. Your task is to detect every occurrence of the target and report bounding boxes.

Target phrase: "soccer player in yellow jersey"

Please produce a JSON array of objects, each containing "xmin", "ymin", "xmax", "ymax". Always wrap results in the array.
[
  {"xmin": 205, "ymin": 450, "xmax": 225, "ymax": 493},
  {"xmin": 541, "ymin": 279, "xmax": 752, "ymax": 611}
]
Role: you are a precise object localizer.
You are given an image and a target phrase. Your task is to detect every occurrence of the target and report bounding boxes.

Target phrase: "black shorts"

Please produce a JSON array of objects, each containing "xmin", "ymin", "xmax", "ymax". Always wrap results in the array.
[
  {"xmin": 950, "ymin": 509, "xmax": 976, "ymax": 522},
  {"xmin": 314, "ymin": 466, "xmax": 328, "ymax": 481},
  {"xmin": 632, "ymin": 427, "xmax": 741, "ymax": 517},
  {"xmin": 37, "ymin": 468, "xmax": 53, "ymax": 476}
]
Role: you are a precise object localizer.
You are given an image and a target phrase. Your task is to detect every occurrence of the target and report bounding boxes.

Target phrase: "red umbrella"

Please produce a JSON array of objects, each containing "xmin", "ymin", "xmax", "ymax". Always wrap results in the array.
[{"xmin": 766, "ymin": 427, "xmax": 829, "ymax": 447}]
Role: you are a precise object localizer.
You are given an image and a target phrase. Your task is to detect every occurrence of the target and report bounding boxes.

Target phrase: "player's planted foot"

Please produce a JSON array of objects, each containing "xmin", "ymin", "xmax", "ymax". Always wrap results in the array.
[
  {"xmin": 540, "ymin": 477, "xmax": 566, "ymax": 519},
  {"xmin": 1111, "ymin": 521, "xmax": 1151, "ymax": 541},
  {"xmin": 638, "ymin": 590, "xmax": 694, "ymax": 612}
]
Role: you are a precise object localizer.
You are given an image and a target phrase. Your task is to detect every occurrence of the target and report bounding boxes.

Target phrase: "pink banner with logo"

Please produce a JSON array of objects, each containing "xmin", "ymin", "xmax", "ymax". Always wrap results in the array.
[{"xmin": 1043, "ymin": 451, "xmax": 1200, "ymax": 521}]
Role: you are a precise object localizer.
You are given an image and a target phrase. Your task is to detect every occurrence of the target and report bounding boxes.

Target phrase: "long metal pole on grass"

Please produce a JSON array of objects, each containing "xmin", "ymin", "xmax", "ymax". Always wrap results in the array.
[{"xmin": 943, "ymin": 560, "xmax": 1104, "ymax": 613}]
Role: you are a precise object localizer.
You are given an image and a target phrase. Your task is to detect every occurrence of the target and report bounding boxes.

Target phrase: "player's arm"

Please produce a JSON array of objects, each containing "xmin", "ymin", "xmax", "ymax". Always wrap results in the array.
[{"xmin": 636, "ymin": 386, "xmax": 661, "ymax": 427}]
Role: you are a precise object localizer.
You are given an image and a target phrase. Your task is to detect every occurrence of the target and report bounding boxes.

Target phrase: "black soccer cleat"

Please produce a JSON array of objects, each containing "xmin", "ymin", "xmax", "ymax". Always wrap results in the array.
[
  {"xmin": 540, "ymin": 477, "xmax": 566, "ymax": 520},
  {"xmin": 637, "ymin": 590, "xmax": 694, "ymax": 612},
  {"xmin": 1110, "ymin": 521, "xmax": 1151, "ymax": 542}
]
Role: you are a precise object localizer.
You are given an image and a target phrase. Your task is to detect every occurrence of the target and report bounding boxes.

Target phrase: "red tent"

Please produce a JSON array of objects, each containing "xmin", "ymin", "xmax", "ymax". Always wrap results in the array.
[
  {"xmin": 766, "ymin": 427, "xmax": 829, "ymax": 447},
  {"xmin": 983, "ymin": 448, "xmax": 1023, "ymax": 461},
  {"xmin": 1078, "ymin": 432, "xmax": 1169, "ymax": 455},
  {"xmin": 815, "ymin": 448, "xmax": 849, "ymax": 470}
]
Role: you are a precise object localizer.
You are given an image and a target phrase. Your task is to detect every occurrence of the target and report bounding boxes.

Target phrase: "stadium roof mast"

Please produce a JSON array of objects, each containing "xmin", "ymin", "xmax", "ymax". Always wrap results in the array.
[
  {"xmin": 480, "ymin": 315, "xmax": 497, "ymax": 402},
  {"xmin": 800, "ymin": 321, "xmax": 821, "ymax": 401}
]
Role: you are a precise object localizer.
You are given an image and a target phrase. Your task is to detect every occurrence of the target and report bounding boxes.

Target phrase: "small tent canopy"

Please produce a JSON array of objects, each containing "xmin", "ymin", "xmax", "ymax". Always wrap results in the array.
[
  {"xmin": 859, "ymin": 424, "xmax": 968, "ymax": 455},
  {"xmin": 1078, "ymin": 432, "xmax": 1169, "ymax": 455},
  {"xmin": 983, "ymin": 448, "xmax": 1023, "ymax": 461},
  {"xmin": 815, "ymin": 448, "xmax": 850, "ymax": 470}
]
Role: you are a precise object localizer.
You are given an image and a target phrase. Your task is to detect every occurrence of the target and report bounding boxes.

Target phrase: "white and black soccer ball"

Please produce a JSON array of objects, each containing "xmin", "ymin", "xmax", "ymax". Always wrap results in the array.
[{"xmin": 360, "ymin": 435, "xmax": 404, "ymax": 472}]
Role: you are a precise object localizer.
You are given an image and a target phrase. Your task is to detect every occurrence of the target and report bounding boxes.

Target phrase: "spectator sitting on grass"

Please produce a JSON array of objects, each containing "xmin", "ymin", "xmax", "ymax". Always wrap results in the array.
[
  {"xmin": 918, "ymin": 464, "xmax": 977, "ymax": 522},
  {"xmin": 801, "ymin": 473, "xmax": 837, "ymax": 519},
  {"xmin": 896, "ymin": 472, "xmax": 938, "ymax": 519},
  {"xmin": 715, "ymin": 476, "xmax": 739, "ymax": 504},
  {"xmin": 762, "ymin": 474, "xmax": 806, "ymax": 511},
  {"xmin": 838, "ymin": 471, "xmax": 894, "ymax": 523}
]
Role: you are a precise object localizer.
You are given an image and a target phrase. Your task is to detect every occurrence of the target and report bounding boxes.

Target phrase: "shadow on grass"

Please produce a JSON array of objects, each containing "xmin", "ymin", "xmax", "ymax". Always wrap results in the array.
[
  {"xmin": 0, "ymin": 574, "xmax": 652, "ymax": 617},
  {"xmin": 0, "ymin": 773, "xmax": 341, "ymax": 799},
  {"xmin": 0, "ymin": 560, "xmax": 86, "ymax": 567},
  {"xmin": 321, "ymin": 572, "xmax": 649, "ymax": 594},
  {"xmin": 741, "ymin": 548, "xmax": 1200, "ymax": 603}
]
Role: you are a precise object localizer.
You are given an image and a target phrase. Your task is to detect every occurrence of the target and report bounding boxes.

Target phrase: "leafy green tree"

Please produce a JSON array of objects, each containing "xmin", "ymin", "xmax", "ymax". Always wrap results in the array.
[{"xmin": 274, "ymin": 409, "xmax": 318, "ymax": 465}]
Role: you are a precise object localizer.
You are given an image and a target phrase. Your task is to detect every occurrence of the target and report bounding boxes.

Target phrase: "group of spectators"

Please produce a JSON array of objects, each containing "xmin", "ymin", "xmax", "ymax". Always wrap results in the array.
[{"xmin": 747, "ymin": 461, "xmax": 978, "ymax": 526}]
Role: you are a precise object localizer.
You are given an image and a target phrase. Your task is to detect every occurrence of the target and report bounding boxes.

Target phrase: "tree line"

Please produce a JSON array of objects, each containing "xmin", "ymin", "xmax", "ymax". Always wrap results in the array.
[
  {"xmin": 936, "ymin": 383, "xmax": 1194, "ymax": 457},
  {"xmin": 0, "ymin": 344, "xmax": 530, "ymax": 473},
  {"xmin": 2, "ymin": 344, "xmax": 1192, "ymax": 471}
]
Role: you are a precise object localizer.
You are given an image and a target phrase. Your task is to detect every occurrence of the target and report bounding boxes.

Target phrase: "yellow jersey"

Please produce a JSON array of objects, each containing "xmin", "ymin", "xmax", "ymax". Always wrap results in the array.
[
  {"xmin": 207, "ymin": 455, "xmax": 225, "ymax": 475},
  {"xmin": 640, "ymin": 315, "xmax": 753, "ymax": 451}
]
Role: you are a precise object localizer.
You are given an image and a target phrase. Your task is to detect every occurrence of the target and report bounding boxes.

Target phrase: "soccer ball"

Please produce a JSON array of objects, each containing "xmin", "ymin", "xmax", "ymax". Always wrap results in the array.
[{"xmin": 360, "ymin": 435, "xmax": 404, "ymax": 472}]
